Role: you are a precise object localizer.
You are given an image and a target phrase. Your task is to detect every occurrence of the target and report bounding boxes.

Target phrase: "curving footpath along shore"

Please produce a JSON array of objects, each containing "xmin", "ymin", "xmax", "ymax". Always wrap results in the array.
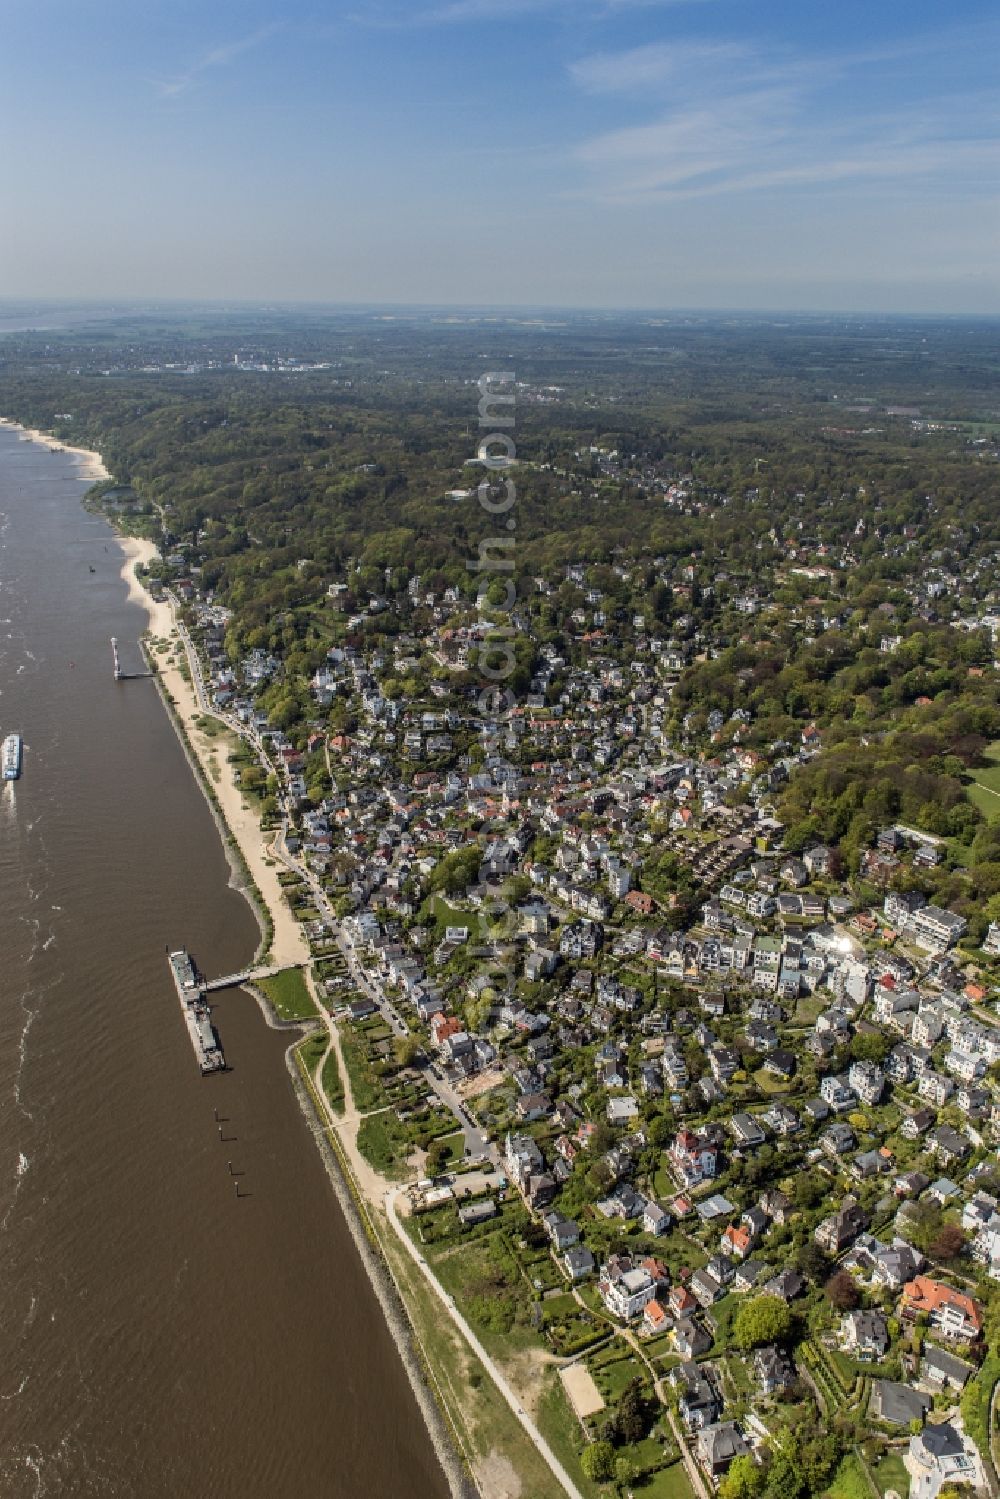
[{"xmin": 385, "ymin": 1186, "xmax": 585, "ymax": 1499}]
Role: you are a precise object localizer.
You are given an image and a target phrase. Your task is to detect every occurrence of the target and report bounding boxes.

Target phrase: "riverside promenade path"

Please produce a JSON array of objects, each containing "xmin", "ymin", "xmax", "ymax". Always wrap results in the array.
[{"xmin": 385, "ymin": 1186, "xmax": 585, "ymax": 1499}]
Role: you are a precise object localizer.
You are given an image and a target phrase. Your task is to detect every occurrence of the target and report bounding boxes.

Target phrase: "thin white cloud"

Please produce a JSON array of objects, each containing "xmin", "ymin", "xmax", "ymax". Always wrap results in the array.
[
  {"xmin": 570, "ymin": 39, "xmax": 753, "ymax": 94},
  {"xmin": 570, "ymin": 34, "xmax": 1000, "ymax": 206},
  {"xmin": 155, "ymin": 25, "xmax": 280, "ymax": 99}
]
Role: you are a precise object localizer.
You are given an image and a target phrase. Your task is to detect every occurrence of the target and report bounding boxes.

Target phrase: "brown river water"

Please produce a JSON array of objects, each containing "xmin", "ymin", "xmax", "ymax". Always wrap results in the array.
[{"xmin": 0, "ymin": 427, "xmax": 450, "ymax": 1498}]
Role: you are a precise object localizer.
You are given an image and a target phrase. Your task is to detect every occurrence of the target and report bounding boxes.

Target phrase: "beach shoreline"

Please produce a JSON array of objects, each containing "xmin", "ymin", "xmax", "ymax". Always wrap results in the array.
[
  {"xmin": 0, "ymin": 417, "xmax": 110, "ymax": 482},
  {"xmin": 117, "ymin": 534, "xmax": 309, "ymax": 971},
  {"xmin": 0, "ymin": 416, "xmax": 305, "ymax": 969}
]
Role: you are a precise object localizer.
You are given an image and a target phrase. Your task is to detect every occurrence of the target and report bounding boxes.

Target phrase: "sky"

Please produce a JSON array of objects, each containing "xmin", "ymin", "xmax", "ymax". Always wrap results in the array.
[{"xmin": 1, "ymin": 0, "xmax": 998, "ymax": 312}]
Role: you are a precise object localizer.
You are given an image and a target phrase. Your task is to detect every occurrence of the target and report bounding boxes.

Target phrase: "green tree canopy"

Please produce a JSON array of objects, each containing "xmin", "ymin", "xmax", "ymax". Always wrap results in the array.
[
  {"xmin": 732, "ymin": 1294, "xmax": 792, "ymax": 1351},
  {"xmin": 580, "ymin": 1440, "xmax": 616, "ymax": 1483}
]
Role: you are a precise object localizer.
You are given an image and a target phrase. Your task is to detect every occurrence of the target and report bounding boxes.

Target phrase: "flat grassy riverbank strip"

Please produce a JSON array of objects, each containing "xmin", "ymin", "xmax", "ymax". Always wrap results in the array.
[
  {"xmin": 257, "ymin": 967, "xmax": 317, "ymax": 1021},
  {"xmin": 321, "ymin": 1043, "xmax": 345, "ymax": 1115},
  {"xmin": 287, "ymin": 1041, "xmax": 476, "ymax": 1499}
]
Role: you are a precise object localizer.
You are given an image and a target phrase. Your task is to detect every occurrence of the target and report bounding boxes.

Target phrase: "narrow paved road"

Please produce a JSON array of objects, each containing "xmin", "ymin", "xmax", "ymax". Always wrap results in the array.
[
  {"xmin": 385, "ymin": 1187, "xmax": 585, "ymax": 1499},
  {"xmin": 665, "ymin": 1410, "xmax": 710, "ymax": 1499}
]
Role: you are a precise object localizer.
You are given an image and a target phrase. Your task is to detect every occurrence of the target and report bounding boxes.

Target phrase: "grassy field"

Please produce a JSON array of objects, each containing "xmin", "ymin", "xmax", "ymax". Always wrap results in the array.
[
  {"xmin": 296, "ymin": 1030, "xmax": 345, "ymax": 1115},
  {"xmin": 426, "ymin": 894, "xmax": 486, "ymax": 939},
  {"xmin": 377, "ymin": 1223, "xmax": 568, "ymax": 1498},
  {"xmin": 355, "ymin": 1111, "xmax": 413, "ymax": 1179},
  {"xmin": 968, "ymin": 741, "xmax": 1000, "ymax": 823},
  {"xmin": 535, "ymin": 1376, "xmax": 605, "ymax": 1499},
  {"xmin": 297, "ymin": 1031, "xmax": 327, "ymax": 1076},
  {"xmin": 257, "ymin": 967, "xmax": 318, "ymax": 1020},
  {"xmin": 433, "ymin": 1129, "xmax": 466, "ymax": 1166},
  {"xmin": 753, "ymin": 1067, "xmax": 792, "ymax": 1094},
  {"xmin": 321, "ymin": 1044, "xmax": 345, "ymax": 1114}
]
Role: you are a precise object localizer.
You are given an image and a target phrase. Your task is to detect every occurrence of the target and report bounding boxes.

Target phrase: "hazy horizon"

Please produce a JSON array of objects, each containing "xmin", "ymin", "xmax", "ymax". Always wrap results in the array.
[{"xmin": 2, "ymin": 297, "xmax": 999, "ymax": 325}]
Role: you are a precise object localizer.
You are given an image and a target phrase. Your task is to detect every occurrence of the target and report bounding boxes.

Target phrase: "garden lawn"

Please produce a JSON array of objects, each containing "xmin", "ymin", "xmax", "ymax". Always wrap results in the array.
[
  {"xmin": 966, "ymin": 741, "xmax": 1000, "ymax": 822},
  {"xmin": 589, "ymin": 1351, "xmax": 651, "ymax": 1404},
  {"xmin": 871, "ymin": 1450, "xmax": 910, "ymax": 1498},
  {"xmin": 638, "ymin": 1462, "xmax": 697, "ymax": 1499},
  {"xmin": 827, "ymin": 1453, "xmax": 870, "ymax": 1499}
]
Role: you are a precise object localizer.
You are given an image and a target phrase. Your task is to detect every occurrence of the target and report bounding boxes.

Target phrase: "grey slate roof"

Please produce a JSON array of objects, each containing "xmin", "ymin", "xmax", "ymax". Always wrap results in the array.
[{"xmin": 872, "ymin": 1381, "xmax": 930, "ymax": 1426}]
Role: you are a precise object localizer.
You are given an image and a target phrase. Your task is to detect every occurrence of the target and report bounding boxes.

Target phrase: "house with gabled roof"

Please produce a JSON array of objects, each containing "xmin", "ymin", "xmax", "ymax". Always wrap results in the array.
[
  {"xmin": 900, "ymin": 1277, "xmax": 982, "ymax": 1341},
  {"xmin": 696, "ymin": 1422, "xmax": 749, "ymax": 1479},
  {"xmin": 815, "ymin": 1199, "xmax": 868, "ymax": 1253}
]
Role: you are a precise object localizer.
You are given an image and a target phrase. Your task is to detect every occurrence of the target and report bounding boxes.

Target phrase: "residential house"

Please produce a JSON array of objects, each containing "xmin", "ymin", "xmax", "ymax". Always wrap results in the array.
[
  {"xmin": 696, "ymin": 1424, "xmax": 749, "ymax": 1479},
  {"xmin": 901, "ymin": 1108, "xmax": 936, "ymax": 1141},
  {"xmin": 921, "ymin": 1346, "xmax": 973, "ymax": 1393},
  {"xmin": 905, "ymin": 1422, "xmax": 978, "ymax": 1494},
  {"xmin": 764, "ymin": 1268, "xmax": 806, "ymax": 1302},
  {"xmin": 840, "ymin": 1310, "xmax": 889, "ymax": 1361},
  {"xmin": 753, "ymin": 1346, "xmax": 796, "ymax": 1395},
  {"xmin": 674, "ymin": 1317, "xmax": 713, "ymax": 1359},
  {"xmin": 927, "ymin": 1125, "xmax": 970, "ymax": 1170},
  {"xmin": 671, "ymin": 1363, "xmax": 721, "ymax": 1432},
  {"xmin": 872, "ymin": 1381, "xmax": 931, "ymax": 1428},
  {"xmin": 564, "ymin": 1245, "xmax": 595, "ymax": 1281},
  {"xmin": 669, "ymin": 1129, "xmax": 720, "ymax": 1187},
  {"xmin": 721, "ymin": 1223, "xmax": 755, "ymax": 1260},
  {"xmin": 848, "ymin": 1060, "xmax": 885, "ymax": 1106},
  {"xmin": 730, "ymin": 1113, "xmax": 767, "ymax": 1148},
  {"xmin": 643, "ymin": 1200, "xmax": 671, "ymax": 1237},
  {"xmin": 599, "ymin": 1258, "xmax": 657, "ymax": 1321},
  {"xmin": 900, "ymin": 1277, "xmax": 982, "ymax": 1341},
  {"xmin": 815, "ymin": 1200, "xmax": 868, "ymax": 1253},
  {"xmin": 820, "ymin": 1074, "xmax": 855, "ymax": 1111}
]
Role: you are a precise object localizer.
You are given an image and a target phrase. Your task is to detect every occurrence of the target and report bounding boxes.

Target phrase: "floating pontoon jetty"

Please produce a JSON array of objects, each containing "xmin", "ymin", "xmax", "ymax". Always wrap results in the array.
[{"xmin": 167, "ymin": 949, "xmax": 226, "ymax": 1074}]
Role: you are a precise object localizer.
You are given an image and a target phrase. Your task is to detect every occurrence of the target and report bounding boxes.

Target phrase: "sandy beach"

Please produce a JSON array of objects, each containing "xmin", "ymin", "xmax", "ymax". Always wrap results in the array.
[
  {"xmin": 117, "ymin": 536, "xmax": 308, "ymax": 970},
  {"xmin": 2, "ymin": 414, "xmax": 304, "ymax": 968},
  {"xmin": 0, "ymin": 417, "xmax": 111, "ymax": 483}
]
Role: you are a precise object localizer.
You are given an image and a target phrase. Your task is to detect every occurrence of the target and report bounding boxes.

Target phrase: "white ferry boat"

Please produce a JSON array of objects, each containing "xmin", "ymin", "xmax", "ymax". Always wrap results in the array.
[{"xmin": 2, "ymin": 733, "xmax": 22, "ymax": 780}]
